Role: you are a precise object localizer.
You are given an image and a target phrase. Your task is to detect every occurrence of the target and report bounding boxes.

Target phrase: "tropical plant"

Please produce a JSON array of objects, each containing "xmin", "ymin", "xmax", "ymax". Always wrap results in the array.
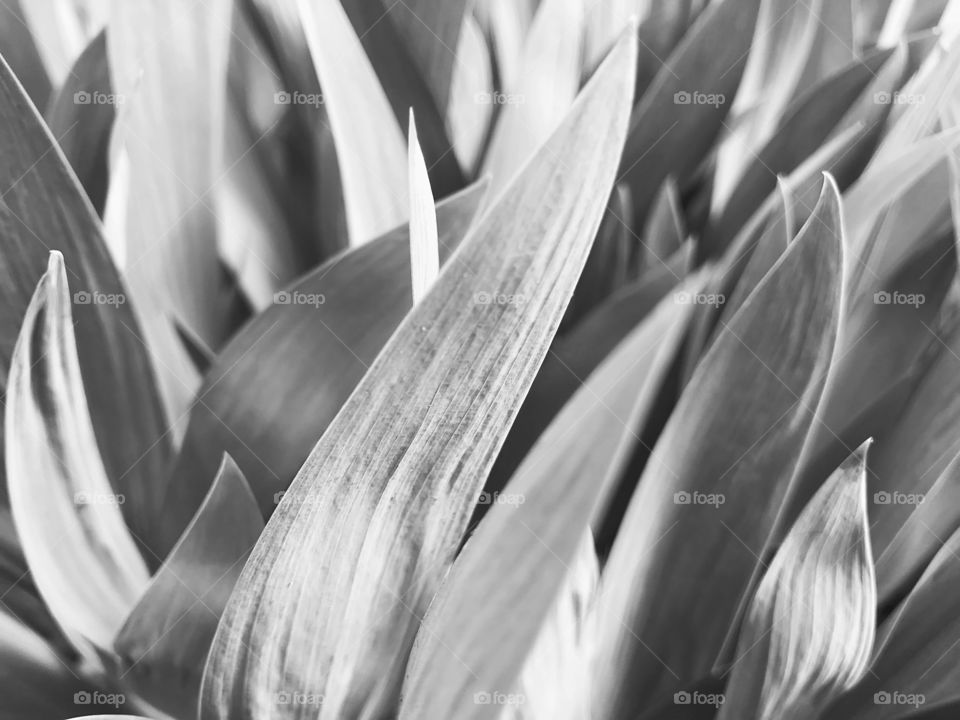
[{"xmin": 2, "ymin": 0, "xmax": 960, "ymax": 719}]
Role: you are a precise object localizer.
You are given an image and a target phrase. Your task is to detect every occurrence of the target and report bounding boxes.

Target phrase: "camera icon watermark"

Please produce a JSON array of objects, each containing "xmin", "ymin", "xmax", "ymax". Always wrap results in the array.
[
  {"xmin": 673, "ymin": 490, "xmax": 725, "ymax": 508},
  {"xmin": 274, "ymin": 290, "xmax": 326, "ymax": 307},
  {"xmin": 873, "ymin": 291, "xmax": 925, "ymax": 307},
  {"xmin": 73, "ymin": 290, "xmax": 126, "ymax": 306},
  {"xmin": 673, "ymin": 90, "xmax": 725, "ymax": 107}
]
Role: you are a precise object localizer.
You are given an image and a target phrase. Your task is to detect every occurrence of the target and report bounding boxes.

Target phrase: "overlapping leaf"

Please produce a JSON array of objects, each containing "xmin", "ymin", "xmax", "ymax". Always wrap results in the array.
[
  {"xmin": 719, "ymin": 443, "xmax": 875, "ymax": 720},
  {"xmin": 114, "ymin": 454, "xmax": 263, "ymax": 720},
  {"xmin": 161, "ymin": 180, "xmax": 489, "ymax": 550},
  {"xmin": 400, "ymin": 273, "xmax": 703, "ymax": 720},
  {"xmin": 297, "ymin": 0, "xmax": 408, "ymax": 246},
  {"xmin": 594, "ymin": 178, "xmax": 846, "ymax": 717},
  {"xmin": 0, "ymin": 51, "xmax": 169, "ymax": 554},
  {"xmin": 200, "ymin": 30, "xmax": 637, "ymax": 720},
  {"xmin": 6, "ymin": 252, "xmax": 149, "ymax": 658}
]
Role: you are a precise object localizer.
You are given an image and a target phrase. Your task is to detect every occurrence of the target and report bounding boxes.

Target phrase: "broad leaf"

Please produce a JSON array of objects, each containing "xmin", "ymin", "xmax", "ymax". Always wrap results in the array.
[
  {"xmin": 199, "ymin": 30, "xmax": 637, "ymax": 720},
  {"xmin": 161, "ymin": 180, "xmax": 489, "ymax": 551},
  {"xmin": 594, "ymin": 178, "xmax": 845, "ymax": 717},
  {"xmin": 400, "ymin": 274, "xmax": 703, "ymax": 720}
]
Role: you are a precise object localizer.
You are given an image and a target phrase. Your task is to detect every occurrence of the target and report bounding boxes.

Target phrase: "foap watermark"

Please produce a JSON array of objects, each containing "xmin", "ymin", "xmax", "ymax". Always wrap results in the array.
[
  {"xmin": 674, "ymin": 90, "xmax": 725, "ymax": 107},
  {"xmin": 874, "ymin": 91, "xmax": 925, "ymax": 106},
  {"xmin": 74, "ymin": 290, "xmax": 126, "ymax": 306},
  {"xmin": 74, "ymin": 691, "xmax": 125, "ymax": 708},
  {"xmin": 74, "ymin": 90, "xmax": 125, "ymax": 106},
  {"xmin": 474, "ymin": 90, "xmax": 524, "ymax": 105},
  {"xmin": 873, "ymin": 291, "xmax": 925, "ymax": 307},
  {"xmin": 274, "ymin": 691, "xmax": 324, "ymax": 707},
  {"xmin": 674, "ymin": 691, "xmax": 725, "ymax": 708},
  {"xmin": 274, "ymin": 90, "xmax": 324, "ymax": 108},
  {"xmin": 274, "ymin": 290, "xmax": 326, "ymax": 307},
  {"xmin": 874, "ymin": 491, "xmax": 925, "ymax": 506},
  {"xmin": 273, "ymin": 490, "xmax": 322, "ymax": 511},
  {"xmin": 478, "ymin": 491, "xmax": 525, "ymax": 507},
  {"xmin": 674, "ymin": 490, "xmax": 725, "ymax": 507},
  {"xmin": 674, "ymin": 291, "xmax": 724, "ymax": 307},
  {"xmin": 475, "ymin": 291, "xmax": 526, "ymax": 306},
  {"xmin": 75, "ymin": 491, "xmax": 125, "ymax": 506},
  {"xmin": 874, "ymin": 691, "xmax": 925, "ymax": 708},
  {"xmin": 473, "ymin": 691, "xmax": 525, "ymax": 707}
]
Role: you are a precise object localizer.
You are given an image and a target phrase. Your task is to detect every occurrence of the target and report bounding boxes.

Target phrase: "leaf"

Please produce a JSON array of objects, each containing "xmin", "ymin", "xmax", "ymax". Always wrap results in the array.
[
  {"xmin": 473, "ymin": 0, "xmax": 536, "ymax": 91},
  {"xmin": 593, "ymin": 177, "xmax": 845, "ymax": 717},
  {"xmin": 643, "ymin": 177, "xmax": 686, "ymax": 267},
  {"xmin": 510, "ymin": 535, "xmax": 599, "ymax": 720},
  {"xmin": 115, "ymin": 454, "xmax": 263, "ymax": 720},
  {"xmin": 876, "ymin": 446, "xmax": 960, "ymax": 608},
  {"xmin": 407, "ymin": 111, "xmax": 439, "ymax": 304},
  {"xmin": 387, "ymin": 0, "xmax": 468, "ymax": 114},
  {"xmin": 486, "ymin": 250, "xmax": 687, "ymax": 493},
  {"xmin": 340, "ymin": 0, "xmax": 465, "ymax": 196},
  {"xmin": 0, "ymin": 508, "xmax": 63, "ymax": 647},
  {"xmin": 705, "ymin": 48, "xmax": 895, "ymax": 254},
  {"xmin": 447, "ymin": 14, "xmax": 493, "ymax": 175},
  {"xmin": 108, "ymin": 0, "xmax": 234, "ymax": 343},
  {"xmin": 0, "ymin": 51, "xmax": 170, "ymax": 557},
  {"xmin": 0, "ymin": 0, "xmax": 51, "ymax": 107},
  {"xmin": 563, "ymin": 184, "xmax": 644, "ymax": 330},
  {"xmin": 199, "ymin": 30, "xmax": 637, "ymax": 720},
  {"xmin": 45, "ymin": 29, "xmax": 112, "ymax": 215},
  {"xmin": 823, "ymin": 524, "xmax": 960, "ymax": 718},
  {"xmin": 7, "ymin": 252, "xmax": 149, "ymax": 658},
  {"xmin": 107, "ymin": 0, "xmax": 233, "ymax": 421},
  {"xmin": 712, "ymin": 0, "xmax": 837, "ymax": 207},
  {"xmin": 19, "ymin": 0, "xmax": 103, "ymax": 88},
  {"xmin": 631, "ymin": 0, "xmax": 707, "ymax": 98},
  {"xmin": 400, "ymin": 273, "xmax": 703, "ymax": 720},
  {"xmin": 297, "ymin": 0, "xmax": 408, "ymax": 246},
  {"xmin": 718, "ymin": 442, "xmax": 876, "ymax": 720},
  {"xmin": 795, "ymin": 0, "xmax": 856, "ymax": 90},
  {"xmin": 583, "ymin": 0, "xmax": 641, "ymax": 69},
  {"xmin": 715, "ymin": 181, "xmax": 791, "ymax": 324},
  {"xmin": 160, "ymin": 179, "xmax": 489, "ymax": 553},
  {"xmin": 618, "ymin": 0, "xmax": 760, "ymax": 230},
  {"xmin": 481, "ymin": 0, "xmax": 585, "ymax": 189}
]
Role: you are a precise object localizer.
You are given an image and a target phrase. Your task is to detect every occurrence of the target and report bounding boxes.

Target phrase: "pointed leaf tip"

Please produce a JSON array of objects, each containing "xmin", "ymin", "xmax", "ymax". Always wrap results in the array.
[
  {"xmin": 719, "ymin": 442, "xmax": 876, "ymax": 720},
  {"xmin": 407, "ymin": 108, "xmax": 439, "ymax": 304}
]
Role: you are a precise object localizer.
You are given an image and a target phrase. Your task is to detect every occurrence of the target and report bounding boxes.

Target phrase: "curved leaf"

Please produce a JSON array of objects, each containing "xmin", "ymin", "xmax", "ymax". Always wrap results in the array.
[
  {"xmin": 718, "ymin": 443, "xmax": 875, "ymax": 720},
  {"xmin": 0, "ymin": 50, "xmax": 170, "ymax": 555},
  {"xmin": 617, "ymin": 0, "xmax": 760, "ymax": 230},
  {"xmin": 199, "ymin": 30, "xmax": 637, "ymax": 720},
  {"xmin": 160, "ymin": 179, "xmax": 489, "ymax": 552},
  {"xmin": 297, "ymin": 0, "xmax": 408, "ymax": 246},
  {"xmin": 115, "ymin": 454, "xmax": 263, "ymax": 720},
  {"xmin": 44, "ymin": 29, "xmax": 112, "ymax": 215},
  {"xmin": 481, "ymin": 0, "xmax": 584, "ymax": 189},
  {"xmin": 400, "ymin": 273, "xmax": 703, "ymax": 720},
  {"xmin": 7, "ymin": 252, "xmax": 148, "ymax": 658},
  {"xmin": 594, "ymin": 177, "xmax": 846, "ymax": 716}
]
